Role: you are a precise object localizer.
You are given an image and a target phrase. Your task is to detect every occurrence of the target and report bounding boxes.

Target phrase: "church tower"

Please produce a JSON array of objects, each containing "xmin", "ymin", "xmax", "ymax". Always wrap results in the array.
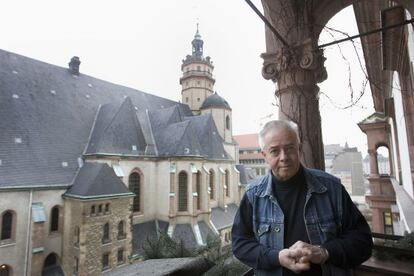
[{"xmin": 180, "ymin": 25, "xmax": 215, "ymax": 114}]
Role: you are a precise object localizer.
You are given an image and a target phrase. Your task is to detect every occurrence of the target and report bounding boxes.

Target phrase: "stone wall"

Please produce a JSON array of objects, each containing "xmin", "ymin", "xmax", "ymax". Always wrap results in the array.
[{"xmin": 62, "ymin": 196, "xmax": 133, "ymax": 275}]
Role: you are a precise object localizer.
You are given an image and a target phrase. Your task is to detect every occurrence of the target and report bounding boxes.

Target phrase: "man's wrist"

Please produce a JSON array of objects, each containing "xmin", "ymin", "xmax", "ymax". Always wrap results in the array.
[{"xmin": 318, "ymin": 245, "xmax": 329, "ymax": 264}]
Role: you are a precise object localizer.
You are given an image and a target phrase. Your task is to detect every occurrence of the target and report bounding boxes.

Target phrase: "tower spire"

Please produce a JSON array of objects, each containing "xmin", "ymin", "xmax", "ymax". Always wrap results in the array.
[{"xmin": 192, "ymin": 23, "xmax": 203, "ymax": 57}]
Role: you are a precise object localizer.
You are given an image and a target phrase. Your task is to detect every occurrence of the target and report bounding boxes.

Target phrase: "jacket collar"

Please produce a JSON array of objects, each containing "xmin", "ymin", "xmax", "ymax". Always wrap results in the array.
[{"xmin": 258, "ymin": 166, "xmax": 327, "ymax": 197}]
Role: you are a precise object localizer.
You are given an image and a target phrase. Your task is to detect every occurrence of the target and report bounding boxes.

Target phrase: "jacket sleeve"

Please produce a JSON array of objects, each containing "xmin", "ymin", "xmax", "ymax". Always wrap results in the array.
[
  {"xmin": 231, "ymin": 193, "xmax": 280, "ymax": 270},
  {"xmin": 322, "ymin": 185, "xmax": 373, "ymax": 268}
]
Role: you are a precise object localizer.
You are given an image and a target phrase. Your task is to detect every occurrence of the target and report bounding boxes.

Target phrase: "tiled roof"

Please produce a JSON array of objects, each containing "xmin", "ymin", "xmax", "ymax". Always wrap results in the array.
[
  {"xmin": 198, "ymin": 221, "xmax": 217, "ymax": 244},
  {"xmin": 233, "ymin": 133, "xmax": 260, "ymax": 148},
  {"xmin": 173, "ymin": 224, "xmax": 197, "ymax": 249},
  {"xmin": 132, "ymin": 220, "xmax": 169, "ymax": 255},
  {"xmin": 210, "ymin": 203, "xmax": 238, "ymax": 230}
]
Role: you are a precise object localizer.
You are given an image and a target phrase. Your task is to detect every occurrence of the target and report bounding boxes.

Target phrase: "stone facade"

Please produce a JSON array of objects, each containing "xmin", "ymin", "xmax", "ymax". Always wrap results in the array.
[{"xmin": 62, "ymin": 197, "xmax": 133, "ymax": 275}]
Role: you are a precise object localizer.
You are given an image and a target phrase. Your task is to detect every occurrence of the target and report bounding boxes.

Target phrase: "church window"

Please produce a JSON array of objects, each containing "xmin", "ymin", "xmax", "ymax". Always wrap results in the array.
[
  {"xmin": 226, "ymin": 115, "xmax": 230, "ymax": 130},
  {"xmin": 196, "ymin": 171, "xmax": 201, "ymax": 210},
  {"xmin": 178, "ymin": 171, "xmax": 188, "ymax": 212},
  {"xmin": 98, "ymin": 204, "xmax": 102, "ymax": 213},
  {"xmin": 117, "ymin": 248, "xmax": 124, "ymax": 264},
  {"xmin": 102, "ymin": 253, "xmax": 109, "ymax": 270},
  {"xmin": 50, "ymin": 206, "xmax": 59, "ymax": 232},
  {"xmin": 197, "ymin": 98, "xmax": 200, "ymax": 102},
  {"xmin": 197, "ymin": 81, "xmax": 200, "ymax": 85},
  {"xmin": 117, "ymin": 221, "xmax": 125, "ymax": 240},
  {"xmin": 102, "ymin": 223, "xmax": 110, "ymax": 244},
  {"xmin": 225, "ymin": 170, "xmax": 230, "ymax": 197},
  {"xmin": 197, "ymin": 66, "xmax": 201, "ymax": 71},
  {"xmin": 209, "ymin": 169, "xmax": 215, "ymax": 200},
  {"xmin": 1, "ymin": 211, "xmax": 13, "ymax": 241},
  {"xmin": 186, "ymin": 97, "xmax": 189, "ymax": 102},
  {"xmin": 91, "ymin": 205, "xmax": 95, "ymax": 215},
  {"xmin": 129, "ymin": 172, "xmax": 142, "ymax": 213},
  {"xmin": 105, "ymin": 203, "xmax": 110, "ymax": 213}
]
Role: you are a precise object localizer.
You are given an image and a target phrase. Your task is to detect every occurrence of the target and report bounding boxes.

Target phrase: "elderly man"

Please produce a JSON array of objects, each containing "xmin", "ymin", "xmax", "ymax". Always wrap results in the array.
[{"xmin": 232, "ymin": 120, "xmax": 372, "ymax": 276}]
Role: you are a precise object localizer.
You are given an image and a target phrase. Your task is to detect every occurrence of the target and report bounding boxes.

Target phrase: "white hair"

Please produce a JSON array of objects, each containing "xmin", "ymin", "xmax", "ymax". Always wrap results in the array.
[{"xmin": 258, "ymin": 120, "xmax": 300, "ymax": 150}]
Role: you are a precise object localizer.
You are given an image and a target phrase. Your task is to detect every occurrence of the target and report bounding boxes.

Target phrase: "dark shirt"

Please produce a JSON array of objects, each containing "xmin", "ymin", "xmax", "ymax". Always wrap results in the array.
[
  {"xmin": 272, "ymin": 166, "xmax": 322, "ymax": 276},
  {"xmin": 232, "ymin": 167, "xmax": 373, "ymax": 272}
]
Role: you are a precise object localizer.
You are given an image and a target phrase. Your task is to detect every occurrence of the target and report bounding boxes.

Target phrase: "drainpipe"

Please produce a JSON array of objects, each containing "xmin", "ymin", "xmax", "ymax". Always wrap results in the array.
[{"xmin": 24, "ymin": 189, "xmax": 33, "ymax": 276}]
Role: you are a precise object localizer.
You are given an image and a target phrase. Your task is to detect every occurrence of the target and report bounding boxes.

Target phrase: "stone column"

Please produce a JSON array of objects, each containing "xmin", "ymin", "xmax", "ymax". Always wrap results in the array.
[
  {"xmin": 368, "ymin": 149, "xmax": 379, "ymax": 176},
  {"xmin": 262, "ymin": 40, "xmax": 327, "ymax": 169}
]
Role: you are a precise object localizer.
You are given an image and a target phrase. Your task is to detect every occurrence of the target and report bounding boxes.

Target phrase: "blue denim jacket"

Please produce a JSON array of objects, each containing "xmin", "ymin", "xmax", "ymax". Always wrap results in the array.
[{"xmin": 244, "ymin": 168, "xmax": 352, "ymax": 276}]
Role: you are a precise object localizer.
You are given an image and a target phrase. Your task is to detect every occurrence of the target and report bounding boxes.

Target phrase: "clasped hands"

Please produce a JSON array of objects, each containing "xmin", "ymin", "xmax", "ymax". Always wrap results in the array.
[{"xmin": 278, "ymin": 241, "xmax": 329, "ymax": 274}]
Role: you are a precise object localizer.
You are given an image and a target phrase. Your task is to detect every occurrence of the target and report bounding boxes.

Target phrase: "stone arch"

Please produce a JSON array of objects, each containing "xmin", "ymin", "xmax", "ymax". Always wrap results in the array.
[
  {"xmin": 260, "ymin": 0, "xmax": 414, "ymax": 169},
  {"xmin": 42, "ymin": 253, "xmax": 60, "ymax": 274},
  {"xmin": 128, "ymin": 168, "xmax": 144, "ymax": 213},
  {"xmin": 376, "ymin": 144, "xmax": 391, "ymax": 175}
]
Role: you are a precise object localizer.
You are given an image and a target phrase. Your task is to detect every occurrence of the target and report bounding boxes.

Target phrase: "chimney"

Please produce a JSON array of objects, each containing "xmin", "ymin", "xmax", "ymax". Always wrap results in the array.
[{"xmin": 68, "ymin": 56, "xmax": 81, "ymax": 75}]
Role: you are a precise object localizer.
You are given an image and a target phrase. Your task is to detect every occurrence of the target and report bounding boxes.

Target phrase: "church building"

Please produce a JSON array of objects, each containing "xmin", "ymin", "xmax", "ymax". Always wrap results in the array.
[{"xmin": 0, "ymin": 28, "xmax": 245, "ymax": 275}]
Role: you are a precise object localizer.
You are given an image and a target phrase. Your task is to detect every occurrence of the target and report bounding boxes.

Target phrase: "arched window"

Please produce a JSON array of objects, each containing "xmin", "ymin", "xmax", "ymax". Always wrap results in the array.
[
  {"xmin": 102, "ymin": 223, "xmax": 110, "ymax": 244},
  {"xmin": 225, "ymin": 170, "xmax": 230, "ymax": 197},
  {"xmin": 1, "ymin": 211, "xmax": 13, "ymax": 240},
  {"xmin": 117, "ymin": 221, "xmax": 125, "ymax": 239},
  {"xmin": 129, "ymin": 172, "xmax": 142, "ymax": 213},
  {"xmin": 226, "ymin": 115, "xmax": 230, "ymax": 130},
  {"xmin": 376, "ymin": 146, "xmax": 391, "ymax": 175},
  {"xmin": 44, "ymin": 253, "xmax": 57, "ymax": 267},
  {"xmin": 196, "ymin": 171, "xmax": 201, "ymax": 210},
  {"xmin": 0, "ymin": 264, "xmax": 11, "ymax": 276},
  {"xmin": 50, "ymin": 206, "xmax": 59, "ymax": 232},
  {"xmin": 178, "ymin": 171, "xmax": 188, "ymax": 212},
  {"xmin": 209, "ymin": 169, "xmax": 215, "ymax": 200}
]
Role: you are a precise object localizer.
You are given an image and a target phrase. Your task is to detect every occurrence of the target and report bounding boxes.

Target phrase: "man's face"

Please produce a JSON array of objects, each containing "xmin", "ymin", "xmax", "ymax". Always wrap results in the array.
[{"xmin": 261, "ymin": 128, "xmax": 301, "ymax": 181}]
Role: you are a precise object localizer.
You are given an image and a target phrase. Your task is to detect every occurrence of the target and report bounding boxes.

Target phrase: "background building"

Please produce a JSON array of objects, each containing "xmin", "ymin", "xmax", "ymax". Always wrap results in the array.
[
  {"xmin": 325, "ymin": 143, "xmax": 365, "ymax": 196},
  {"xmin": 233, "ymin": 134, "xmax": 267, "ymax": 180},
  {"xmin": 0, "ymin": 29, "xmax": 245, "ymax": 275}
]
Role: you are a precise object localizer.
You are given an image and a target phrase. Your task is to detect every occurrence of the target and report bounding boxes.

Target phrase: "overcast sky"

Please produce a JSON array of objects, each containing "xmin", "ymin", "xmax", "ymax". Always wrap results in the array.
[{"xmin": 0, "ymin": 0, "xmax": 374, "ymax": 154}]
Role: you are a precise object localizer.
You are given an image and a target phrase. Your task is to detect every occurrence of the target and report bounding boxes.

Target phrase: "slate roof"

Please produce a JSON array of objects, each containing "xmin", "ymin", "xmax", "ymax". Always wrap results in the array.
[
  {"xmin": 210, "ymin": 203, "xmax": 239, "ymax": 230},
  {"xmin": 132, "ymin": 220, "xmax": 170, "ymax": 255},
  {"xmin": 236, "ymin": 164, "xmax": 254, "ymax": 185},
  {"xmin": 198, "ymin": 221, "xmax": 217, "ymax": 244},
  {"xmin": 64, "ymin": 163, "xmax": 133, "ymax": 199},
  {"xmin": 200, "ymin": 92, "xmax": 231, "ymax": 110},
  {"xmin": 173, "ymin": 224, "xmax": 197, "ymax": 249},
  {"xmin": 0, "ymin": 49, "xmax": 231, "ymax": 188}
]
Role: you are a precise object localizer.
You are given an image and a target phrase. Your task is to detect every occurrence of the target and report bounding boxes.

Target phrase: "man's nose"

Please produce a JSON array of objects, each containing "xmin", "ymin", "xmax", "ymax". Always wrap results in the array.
[{"xmin": 279, "ymin": 149, "xmax": 287, "ymax": 160}]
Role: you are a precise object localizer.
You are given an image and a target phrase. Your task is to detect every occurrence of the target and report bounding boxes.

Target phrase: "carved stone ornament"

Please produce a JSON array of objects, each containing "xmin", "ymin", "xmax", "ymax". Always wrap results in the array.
[{"xmin": 261, "ymin": 40, "xmax": 327, "ymax": 83}]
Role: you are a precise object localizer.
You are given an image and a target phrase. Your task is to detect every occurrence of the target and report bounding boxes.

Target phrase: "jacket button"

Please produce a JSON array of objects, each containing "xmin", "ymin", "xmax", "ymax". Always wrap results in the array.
[{"xmin": 274, "ymin": 227, "xmax": 280, "ymax": 232}]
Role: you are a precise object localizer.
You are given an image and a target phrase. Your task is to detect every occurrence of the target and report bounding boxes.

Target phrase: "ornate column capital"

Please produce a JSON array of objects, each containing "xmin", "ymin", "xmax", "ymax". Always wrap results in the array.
[{"xmin": 261, "ymin": 39, "xmax": 327, "ymax": 84}]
